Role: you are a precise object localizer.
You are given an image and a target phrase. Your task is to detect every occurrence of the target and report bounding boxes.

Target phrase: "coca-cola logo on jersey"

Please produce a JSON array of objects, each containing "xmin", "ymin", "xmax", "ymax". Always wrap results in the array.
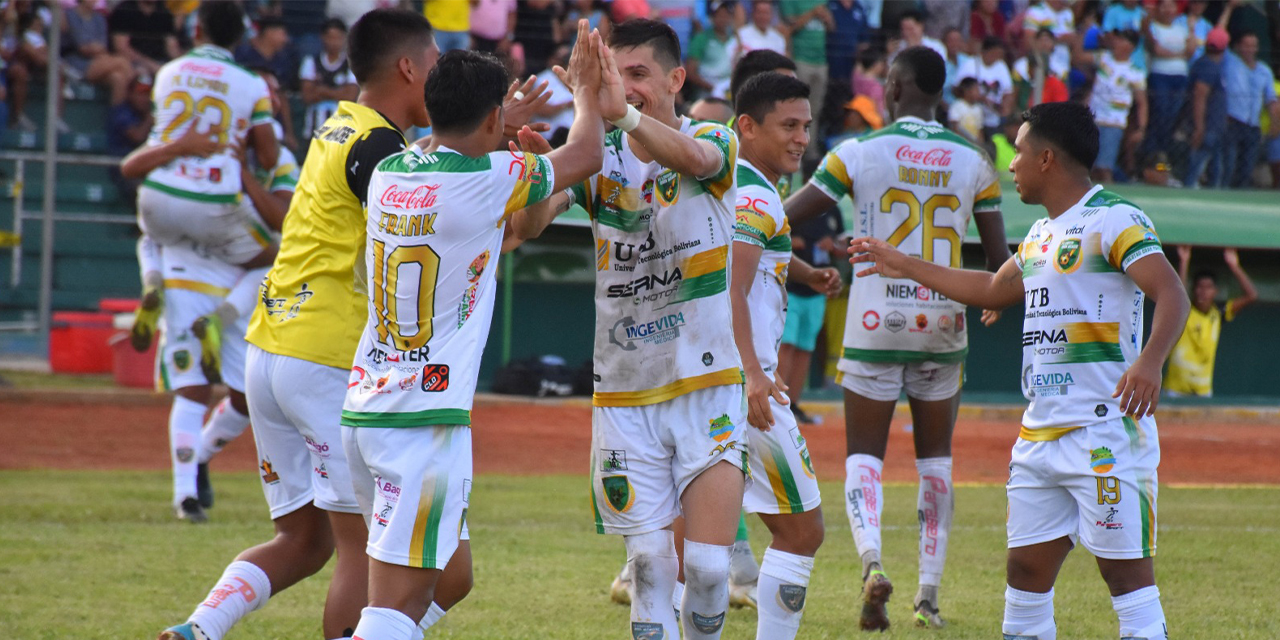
[
  {"xmin": 380, "ymin": 184, "xmax": 441, "ymax": 210},
  {"xmin": 895, "ymin": 146, "xmax": 952, "ymax": 167},
  {"xmin": 178, "ymin": 61, "xmax": 224, "ymax": 77}
]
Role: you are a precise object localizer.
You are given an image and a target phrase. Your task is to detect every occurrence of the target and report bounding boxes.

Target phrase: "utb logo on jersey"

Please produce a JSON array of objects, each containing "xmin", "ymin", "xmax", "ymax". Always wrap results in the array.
[
  {"xmin": 1056, "ymin": 238, "xmax": 1082, "ymax": 274},
  {"xmin": 709, "ymin": 414, "xmax": 733, "ymax": 442},
  {"xmin": 1090, "ymin": 447, "xmax": 1116, "ymax": 474}
]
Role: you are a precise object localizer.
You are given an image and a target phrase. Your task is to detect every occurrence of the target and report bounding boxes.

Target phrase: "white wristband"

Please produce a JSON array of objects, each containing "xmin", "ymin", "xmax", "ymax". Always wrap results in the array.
[{"xmin": 611, "ymin": 105, "xmax": 641, "ymax": 132}]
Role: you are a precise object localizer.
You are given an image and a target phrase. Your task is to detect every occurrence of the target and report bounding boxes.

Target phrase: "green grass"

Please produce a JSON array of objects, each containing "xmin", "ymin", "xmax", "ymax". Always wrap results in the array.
[{"xmin": 1, "ymin": 471, "xmax": 1276, "ymax": 639}]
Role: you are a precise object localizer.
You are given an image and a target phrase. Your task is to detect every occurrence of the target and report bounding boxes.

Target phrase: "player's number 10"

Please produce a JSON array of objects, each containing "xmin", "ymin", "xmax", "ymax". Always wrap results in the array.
[{"xmin": 372, "ymin": 240, "xmax": 441, "ymax": 351}]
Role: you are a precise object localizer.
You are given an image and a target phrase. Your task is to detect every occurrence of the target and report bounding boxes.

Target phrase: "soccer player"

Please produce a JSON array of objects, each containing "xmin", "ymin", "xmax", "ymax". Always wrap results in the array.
[
  {"xmin": 730, "ymin": 71, "xmax": 841, "ymax": 640},
  {"xmin": 157, "ymin": 9, "xmax": 439, "ymax": 640},
  {"xmin": 558, "ymin": 18, "xmax": 747, "ymax": 640},
  {"xmin": 135, "ymin": 1, "xmax": 278, "ymax": 273},
  {"xmin": 783, "ymin": 46, "xmax": 1010, "ymax": 630},
  {"xmin": 849, "ymin": 100, "xmax": 1187, "ymax": 640},
  {"xmin": 1163, "ymin": 246, "xmax": 1257, "ymax": 397},
  {"xmin": 341, "ymin": 26, "xmax": 607, "ymax": 638}
]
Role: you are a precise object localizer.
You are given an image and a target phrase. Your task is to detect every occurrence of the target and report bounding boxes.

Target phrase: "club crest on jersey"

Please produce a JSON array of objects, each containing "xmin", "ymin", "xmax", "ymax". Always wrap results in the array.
[
  {"xmin": 1056, "ymin": 238, "xmax": 1082, "ymax": 274},
  {"xmin": 1090, "ymin": 447, "xmax": 1116, "ymax": 474},
  {"xmin": 173, "ymin": 349, "xmax": 192, "ymax": 372},
  {"xmin": 656, "ymin": 169, "xmax": 680, "ymax": 206},
  {"xmin": 601, "ymin": 476, "xmax": 634, "ymax": 513}
]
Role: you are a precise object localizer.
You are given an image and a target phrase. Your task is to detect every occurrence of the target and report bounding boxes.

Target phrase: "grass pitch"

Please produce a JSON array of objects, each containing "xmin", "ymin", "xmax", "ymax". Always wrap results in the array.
[{"xmin": 1, "ymin": 470, "xmax": 1276, "ymax": 639}]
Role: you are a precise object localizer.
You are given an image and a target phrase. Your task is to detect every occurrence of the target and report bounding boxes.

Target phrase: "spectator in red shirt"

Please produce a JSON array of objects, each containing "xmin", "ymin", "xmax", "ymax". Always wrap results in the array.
[{"xmin": 970, "ymin": 0, "xmax": 1007, "ymax": 53}]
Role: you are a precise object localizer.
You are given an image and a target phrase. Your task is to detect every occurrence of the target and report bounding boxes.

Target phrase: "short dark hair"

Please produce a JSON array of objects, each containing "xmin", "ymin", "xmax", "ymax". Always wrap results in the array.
[
  {"xmin": 322, "ymin": 17, "xmax": 348, "ymax": 34},
  {"xmin": 1115, "ymin": 28, "xmax": 1140, "ymax": 45},
  {"xmin": 857, "ymin": 47, "xmax": 885, "ymax": 70},
  {"xmin": 982, "ymin": 35, "xmax": 1006, "ymax": 52},
  {"xmin": 256, "ymin": 16, "xmax": 286, "ymax": 33},
  {"xmin": 1036, "ymin": 27, "xmax": 1056, "ymax": 40},
  {"xmin": 198, "ymin": 1, "xmax": 246, "ymax": 49},
  {"xmin": 609, "ymin": 19, "xmax": 681, "ymax": 70},
  {"xmin": 956, "ymin": 76, "xmax": 979, "ymax": 93},
  {"xmin": 1021, "ymin": 102, "xmax": 1099, "ymax": 169},
  {"xmin": 734, "ymin": 72, "xmax": 810, "ymax": 124},
  {"xmin": 424, "ymin": 50, "xmax": 509, "ymax": 134},
  {"xmin": 348, "ymin": 8, "xmax": 434, "ymax": 84},
  {"xmin": 730, "ymin": 49, "xmax": 796, "ymax": 99},
  {"xmin": 893, "ymin": 46, "xmax": 947, "ymax": 95},
  {"xmin": 899, "ymin": 9, "xmax": 924, "ymax": 25},
  {"xmin": 1193, "ymin": 269, "xmax": 1217, "ymax": 285}
]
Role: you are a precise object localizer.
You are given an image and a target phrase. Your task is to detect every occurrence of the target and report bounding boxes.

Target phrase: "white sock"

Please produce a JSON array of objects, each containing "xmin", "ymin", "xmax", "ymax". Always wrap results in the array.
[
  {"xmin": 418, "ymin": 602, "xmax": 447, "ymax": 632},
  {"xmin": 729, "ymin": 538, "xmax": 759, "ymax": 584},
  {"xmin": 198, "ymin": 398, "xmax": 251, "ymax": 464},
  {"xmin": 352, "ymin": 606, "xmax": 418, "ymax": 640},
  {"xmin": 671, "ymin": 580, "xmax": 685, "ymax": 617},
  {"xmin": 756, "ymin": 547, "xmax": 814, "ymax": 640},
  {"xmin": 170, "ymin": 395, "xmax": 206, "ymax": 503},
  {"xmin": 916, "ymin": 456, "xmax": 954, "ymax": 591},
  {"xmin": 1113, "ymin": 586, "xmax": 1166, "ymax": 639},
  {"xmin": 624, "ymin": 530, "xmax": 680, "ymax": 639},
  {"xmin": 681, "ymin": 541, "xmax": 732, "ymax": 640},
  {"xmin": 225, "ymin": 267, "xmax": 268, "ymax": 319},
  {"xmin": 845, "ymin": 454, "xmax": 884, "ymax": 573},
  {"xmin": 137, "ymin": 235, "xmax": 163, "ymax": 289},
  {"xmin": 187, "ymin": 560, "xmax": 271, "ymax": 640},
  {"xmin": 1002, "ymin": 586, "xmax": 1056, "ymax": 640}
]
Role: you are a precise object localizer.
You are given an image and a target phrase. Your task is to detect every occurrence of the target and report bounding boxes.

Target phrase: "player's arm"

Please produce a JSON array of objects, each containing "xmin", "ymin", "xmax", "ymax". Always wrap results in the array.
[
  {"xmin": 1175, "ymin": 244, "xmax": 1192, "ymax": 287},
  {"xmin": 119, "ymin": 120, "xmax": 224, "ymax": 179},
  {"xmin": 1113, "ymin": 253, "xmax": 1190, "ymax": 418},
  {"xmin": 849, "ymin": 236, "xmax": 1025, "ymax": 310},
  {"xmin": 787, "ymin": 254, "xmax": 842, "ymax": 297},
  {"xmin": 248, "ymin": 122, "xmax": 280, "ymax": 174},
  {"xmin": 783, "ymin": 183, "xmax": 840, "ymax": 227},
  {"xmin": 1223, "ymin": 248, "xmax": 1258, "ymax": 316},
  {"xmin": 729, "ymin": 239, "xmax": 788, "ymax": 431},
  {"xmin": 346, "ymin": 128, "xmax": 408, "ymax": 207},
  {"xmin": 239, "ymin": 160, "xmax": 293, "ymax": 232}
]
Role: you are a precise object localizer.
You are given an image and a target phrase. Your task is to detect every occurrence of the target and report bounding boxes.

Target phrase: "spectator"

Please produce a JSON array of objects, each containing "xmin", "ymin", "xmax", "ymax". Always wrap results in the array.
[
  {"xmin": 688, "ymin": 95, "xmax": 733, "ymax": 124},
  {"xmin": 652, "ymin": 0, "xmax": 698, "ymax": 55},
  {"xmin": 970, "ymin": 0, "xmax": 1007, "ymax": 52},
  {"xmin": 564, "ymin": 0, "xmax": 611, "ymax": 44},
  {"xmin": 1088, "ymin": 29, "xmax": 1147, "ymax": 183},
  {"xmin": 738, "ymin": 1, "xmax": 787, "ymax": 57},
  {"xmin": 852, "ymin": 46, "xmax": 887, "ymax": 120},
  {"xmin": 1174, "ymin": 0, "xmax": 1213, "ymax": 60},
  {"xmin": 1223, "ymin": 0, "xmax": 1270, "ymax": 74},
  {"xmin": 891, "ymin": 10, "xmax": 946, "ymax": 63},
  {"xmin": 235, "ymin": 17, "xmax": 296, "ymax": 149},
  {"xmin": 1022, "ymin": 0, "xmax": 1074, "ymax": 71},
  {"xmin": 1185, "ymin": 27, "xmax": 1230, "ymax": 188},
  {"xmin": 923, "ymin": 0, "xmax": 969, "ymax": 41},
  {"xmin": 1271, "ymin": 77, "xmax": 1280, "ymax": 189},
  {"xmin": 835, "ymin": 94, "xmax": 881, "ymax": 144},
  {"xmin": 1102, "ymin": 0, "xmax": 1147, "ymax": 69},
  {"xmin": 957, "ymin": 36, "xmax": 1013, "ymax": 150},
  {"xmin": 2, "ymin": 3, "xmax": 35, "ymax": 132},
  {"xmin": 298, "ymin": 18, "xmax": 357, "ymax": 142},
  {"xmin": 424, "ymin": 0, "xmax": 472, "ymax": 53},
  {"xmin": 1144, "ymin": 0, "xmax": 1194, "ymax": 160},
  {"xmin": 1222, "ymin": 32, "xmax": 1279, "ymax": 188},
  {"xmin": 949, "ymin": 77, "xmax": 985, "ymax": 144},
  {"xmin": 13, "ymin": 7, "xmax": 72, "ymax": 134},
  {"xmin": 108, "ymin": 0, "xmax": 180, "ymax": 75},
  {"xmin": 66, "ymin": 0, "xmax": 137, "ymax": 106},
  {"xmin": 470, "ymin": 0, "xmax": 517, "ymax": 54},
  {"xmin": 686, "ymin": 1, "xmax": 737, "ymax": 98},
  {"xmin": 780, "ymin": 0, "xmax": 834, "ymax": 160},
  {"xmin": 942, "ymin": 26, "xmax": 974, "ymax": 105},
  {"xmin": 1012, "ymin": 48, "xmax": 1069, "ymax": 112},
  {"xmin": 1164, "ymin": 246, "xmax": 1257, "ymax": 398},
  {"xmin": 514, "ymin": 0, "xmax": 561, "ymax": 76},
  {"xmin": 107, "ymin": 77, "xmax": 153, "ymax": 208},
  {"xmin": 1139, "ymin": 151, "xmax": 1182, "ymax": 186},
  {"xmin": 1015, "ymin": 27, "xmax": 1069, "ymax": 80},
  {"xmin": 827, "ymin": 0, "xmax": 868, "ymax": 83}
]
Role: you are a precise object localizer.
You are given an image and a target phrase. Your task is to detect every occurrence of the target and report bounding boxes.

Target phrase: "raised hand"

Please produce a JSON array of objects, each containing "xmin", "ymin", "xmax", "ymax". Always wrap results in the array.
[
  {"xmin": 1176, "ymin": 244, "xmax": 1191, "ymax": 265},
  {"xmin": 502, "ymin": 75, "xmax": 553, "ymax": 138},
  {"xmin": 1223, "ymin": 247, "xmax": 1240, "ymax": 269},
  {"xmin": 596, "ymin": 37, "xmax": 629, "ymax": 122},
  {"xmin": 847, "ymin": 236, "xmax": 909, "ymax": 279},
  {"xmin": 554, "ymin": 20, "xmax": 600, "ymax": 96},
  {"xmin": 507, "ymin": 125, "xmax": 553, "ymax": 155}
]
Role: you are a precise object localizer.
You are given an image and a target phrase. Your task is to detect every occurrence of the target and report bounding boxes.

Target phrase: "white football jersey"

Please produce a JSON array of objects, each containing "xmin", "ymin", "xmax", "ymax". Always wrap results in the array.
[
  {"xmin": 733, "ymin": 159, "xmax": 791, "ymax": 376},
  {"xmin": 1014, "ymin": 185, "xmax": 1163, "ymax": 432},
  {"xmin": 809, "ymin": 116, "xmax": 1001, "ymax": 365},
  {"xmin": 342, "ymin": 146, "xmax": 554, "ymax": 427},
  {"xmin": 144, "ymin": 45, "xmax": 274, "ymax": 202}
]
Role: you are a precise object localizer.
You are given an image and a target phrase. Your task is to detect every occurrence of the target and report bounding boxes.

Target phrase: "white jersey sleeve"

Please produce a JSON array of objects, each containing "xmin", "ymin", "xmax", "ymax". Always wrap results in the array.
[{"xmin": 733, "ymin": 159, "xmax": 791, "ymax": 375}]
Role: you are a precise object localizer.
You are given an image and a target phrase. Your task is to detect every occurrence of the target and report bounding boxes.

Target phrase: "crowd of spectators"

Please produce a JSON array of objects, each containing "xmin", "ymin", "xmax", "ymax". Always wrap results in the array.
[{"xmin": 2, "ymin": 0, "xmax": 1278, "ymax": 188}]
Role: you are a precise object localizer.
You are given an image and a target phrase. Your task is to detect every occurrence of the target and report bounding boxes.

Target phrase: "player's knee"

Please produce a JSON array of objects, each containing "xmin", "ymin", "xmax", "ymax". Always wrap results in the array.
[
  {"xmin": 275, "ymin": 507, "xmax": 336, "ymax": 568},
  {"xmin": 624, "ymin": 529, "xmax": 679, "ymax": 591},
  {"xmin": 1006, "ymin": 551, "xmax": 1056, "ymax": 592},
  {"xmin": 682, "ymin": 541, "xmax": 732, "ymax": 592},
  {"xmin": 175, "ymin": 384, "xmax": 212, "ymax": 405}
]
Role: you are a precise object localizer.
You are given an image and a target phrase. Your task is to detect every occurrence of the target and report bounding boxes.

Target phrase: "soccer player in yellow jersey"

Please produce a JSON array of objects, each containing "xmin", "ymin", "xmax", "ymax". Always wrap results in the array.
[
  {"xmin": 1163, "ymin": 246, "xmax": 1257, "ymax": 397},
  {"xmin": 157, "ymin": 9, "xmax": 440, "ymax": 640},
  {"xmin": 850, "ymin": 101, "xmax": 1188, "ymax": 640}
]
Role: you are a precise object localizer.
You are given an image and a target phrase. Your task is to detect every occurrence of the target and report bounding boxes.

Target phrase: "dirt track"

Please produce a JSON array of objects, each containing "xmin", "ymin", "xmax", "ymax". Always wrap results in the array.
[{"xmin": 2, "ymin": 395, "xmax": 1276, "ymax": 485}]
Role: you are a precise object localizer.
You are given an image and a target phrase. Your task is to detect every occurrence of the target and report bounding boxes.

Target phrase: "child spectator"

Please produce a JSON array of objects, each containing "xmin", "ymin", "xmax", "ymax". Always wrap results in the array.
[
  {"xmin": 1102, "ymin": 0, "xmax": 1146, "ymax": 69},
  {"xmin": 1088, "ymin": 29, "xmax": 1147, "ymax": 183},
  {"xmin": 957, "ymin": 36, "xmax": 1013, "ymax": 148},
  {"xmin": 942, "ymin": 27, "xmax": 974, "ymax": 105},
  {"xmin": 949, "ymin": 77, "xmax": 985, "ymax": 145},
  {"xmin": 1174, "ymin": 0, "xmax": 1212, "ymax": 60}
]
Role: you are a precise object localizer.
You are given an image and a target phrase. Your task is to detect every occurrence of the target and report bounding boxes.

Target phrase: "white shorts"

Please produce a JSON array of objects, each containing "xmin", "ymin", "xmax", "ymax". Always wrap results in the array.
[
  {"xmin": 156, "ymin": 288, "xmax": 248, "ymax": 394},
  {"xmin": 245, "ymin": 345, "xmax": 361, "ymax": 519},
  {"xmin": 591, "ymin": 384, "xmax": 749, "ymax": 536},
  {"xmin": 742, "ymin": 394, "xmax": 821, "ymax": 515},
  {"xmin": 836, "ymin": 359, "xmax": 963, "ymax": 402},
  {"xmin": 1007, "ymin": 417, "xmax": 1160, "ymax": 560},
  {"xmin": 138, "ymin": 185, "xmax": 269, "ymax": 266},
  {"xmin": 343, "ymin": 424, "xmax": 472, "ymax": 569}
]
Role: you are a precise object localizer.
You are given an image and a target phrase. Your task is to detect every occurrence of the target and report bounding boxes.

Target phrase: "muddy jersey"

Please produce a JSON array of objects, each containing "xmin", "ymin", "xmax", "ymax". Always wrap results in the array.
[
  {"xmin": 733, "ymin": 159, "xmax": 791, "ymax": 376},
  {"xmin": 341, "ymin": 146, "xmax": 554, "ymax": 428},
  {"xmin": 809, "ymin": 116, "xmax": 1001, "ymax": 363},
  {"xmin": 144, "ymin": 44, "xmax": 273, "ymax": 202},
  {"xmin": 1014, "ymin": 185, "xmax": 1163, "ymax": 432},
  {"xmin": 571, "ymin": 118, "xmax": 742, "ymax": 407}
]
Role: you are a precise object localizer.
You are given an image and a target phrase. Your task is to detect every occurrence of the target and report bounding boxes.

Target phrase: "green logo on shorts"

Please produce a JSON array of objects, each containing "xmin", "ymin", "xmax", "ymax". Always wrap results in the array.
[
  {"xmin": 1090, "ymin": 447, "xmax": 1116, "ymax": 474},
  {"xmin": 709, "ymin": 414, "xmax": 733, "ymax": 442},
  {"xmin": 173, "ymin": 349, "xmax": 191, "ymax": 372},
  {"xmin": 602, "ymin": 476, "xmax": 634, "ymax": 513}
]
